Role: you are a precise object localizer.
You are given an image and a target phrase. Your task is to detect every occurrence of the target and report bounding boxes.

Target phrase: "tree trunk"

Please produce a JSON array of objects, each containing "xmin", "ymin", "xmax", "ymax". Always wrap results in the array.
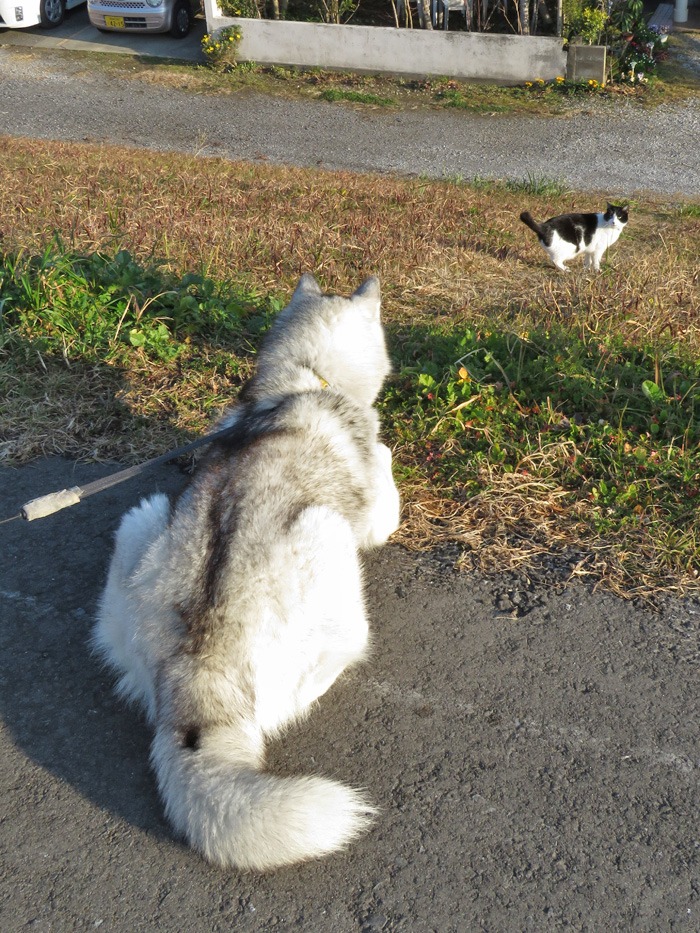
[
  {"xmin": 518, "ymin": 0, "xmax": 530, "ymax": 33},
  {"xmin": 418, "ymin": 0, "xmax": 433, "ymax": 28}
]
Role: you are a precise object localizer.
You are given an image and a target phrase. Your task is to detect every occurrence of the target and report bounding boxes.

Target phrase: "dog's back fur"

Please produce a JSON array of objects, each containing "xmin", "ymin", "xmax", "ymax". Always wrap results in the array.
[{"xmin": 93, "ymin": 274, "xmax": 400, "ymax": 870}]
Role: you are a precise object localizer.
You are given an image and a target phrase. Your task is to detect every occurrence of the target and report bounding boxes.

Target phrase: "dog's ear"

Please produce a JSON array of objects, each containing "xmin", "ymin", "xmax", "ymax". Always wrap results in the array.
[
  {"xmin": 353, "ymin": 276, "xmax": 380, "ymax": 301},
  {"xmin": 293, "ymin": 273, "xmax": 323, "ymax": 301},
  {"xmin": 352, "ymin": 277, "xmax": 381, "ymax": 319}
]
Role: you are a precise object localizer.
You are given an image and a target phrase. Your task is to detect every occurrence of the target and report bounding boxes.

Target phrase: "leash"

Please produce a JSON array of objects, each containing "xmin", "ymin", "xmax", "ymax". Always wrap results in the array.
[{"xmin": 4, "ymin": 426, "xmax": 232, "ymax": 524}]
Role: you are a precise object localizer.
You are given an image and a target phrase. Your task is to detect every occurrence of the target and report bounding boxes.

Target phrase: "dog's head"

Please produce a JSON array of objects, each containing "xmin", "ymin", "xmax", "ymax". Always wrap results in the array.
[{"xmin": 259, "ymin": 274, "xmax": 390, "ymax": 408}]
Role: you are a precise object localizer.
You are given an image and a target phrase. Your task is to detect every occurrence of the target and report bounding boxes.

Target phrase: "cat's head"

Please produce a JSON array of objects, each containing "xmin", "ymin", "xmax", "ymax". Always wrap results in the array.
[
  {"xmin": 258, "ymin": 274, "xmax": 390, "ymax": 408},
  {"xmin": 606, "ymin": 203, "xmax": 629, "ymax": 227}
]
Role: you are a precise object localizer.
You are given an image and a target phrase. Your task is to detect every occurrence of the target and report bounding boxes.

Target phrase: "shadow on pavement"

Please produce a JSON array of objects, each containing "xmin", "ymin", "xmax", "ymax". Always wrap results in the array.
[{"xmin": 1, "ymin": 457, "xmax": 190, "ymax": 837}]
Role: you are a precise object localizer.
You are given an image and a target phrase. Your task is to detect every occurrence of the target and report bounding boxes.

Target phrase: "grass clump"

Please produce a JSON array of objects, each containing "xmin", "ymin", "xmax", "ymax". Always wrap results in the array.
[
  {"xmin": 382, "ymin": 322, "xmax": 700, "ymax": 598},
  {"xmin": 1, "ymin": 245, "xmax": 277, "ymax": 363},
  {"xmin": 0, "ymin": 244, "xmax": 282, "ymax": 463},
  {"xmin": 319, "ymin": 87, "xmax": 396, "ymax": 106}
]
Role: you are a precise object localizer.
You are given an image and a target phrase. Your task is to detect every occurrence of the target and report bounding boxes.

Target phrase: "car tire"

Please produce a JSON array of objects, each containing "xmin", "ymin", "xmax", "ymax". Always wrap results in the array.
[
  {"xmin": 39, "ymin": 0, "xmax": 66, "ymax": 27},
  {"xmin": 170, "ymin": 0, "xmax": 192, "ymax": 37}
]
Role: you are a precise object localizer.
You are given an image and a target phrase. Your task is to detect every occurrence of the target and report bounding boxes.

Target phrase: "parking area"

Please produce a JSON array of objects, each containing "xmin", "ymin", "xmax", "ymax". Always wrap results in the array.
[{"xmin": 0, "ymin": 5, "xmax": 206, "ymax": 59}]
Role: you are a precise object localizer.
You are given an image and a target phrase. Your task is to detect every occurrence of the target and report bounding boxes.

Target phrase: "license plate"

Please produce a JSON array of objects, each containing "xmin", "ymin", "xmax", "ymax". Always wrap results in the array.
[{"xmin": 104, "ymin": 15, "xmax": 125, "ymax": 26}]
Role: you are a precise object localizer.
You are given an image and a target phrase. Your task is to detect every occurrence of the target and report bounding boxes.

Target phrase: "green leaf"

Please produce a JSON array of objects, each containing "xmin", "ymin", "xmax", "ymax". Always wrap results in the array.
[{"xmin": 642, "ymin": 380, "xmax": 665, "ymax": 404}]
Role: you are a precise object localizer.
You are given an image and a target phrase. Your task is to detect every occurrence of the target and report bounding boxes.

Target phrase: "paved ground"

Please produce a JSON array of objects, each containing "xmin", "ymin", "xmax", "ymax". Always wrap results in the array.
[
  {"xmin": 2, "ymin": 458, "xmax": 699, "ymax": 931},
  {"xmin": 1, "ymin": 16, "xmax": 700, "ymax": 933},
  {"xmin": 0, "ymin": 5, "xmax": 206, "ymax": 60}
]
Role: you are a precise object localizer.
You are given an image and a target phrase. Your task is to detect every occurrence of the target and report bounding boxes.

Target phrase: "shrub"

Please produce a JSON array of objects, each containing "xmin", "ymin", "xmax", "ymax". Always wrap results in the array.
[
  {"xmin": 568, "ymin": 5, "xmax": 607, "ymax": 43},
  {"xmin": 219, "ymin": 0, "xmax": 261, "ymax": 15},
  {"xmin": 202, "ymin": 26, "xmax": 243, "ymax": 70}
]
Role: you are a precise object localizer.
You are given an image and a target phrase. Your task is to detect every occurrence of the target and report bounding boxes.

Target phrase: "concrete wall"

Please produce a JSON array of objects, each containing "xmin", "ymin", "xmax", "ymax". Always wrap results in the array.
[
  {"xmin": 202, "ymin": 5, "xmax": 568, "ymax": 84},
  {"xmin": 566, "ymin": 43, "xmax": 606, "ymax": 84}
]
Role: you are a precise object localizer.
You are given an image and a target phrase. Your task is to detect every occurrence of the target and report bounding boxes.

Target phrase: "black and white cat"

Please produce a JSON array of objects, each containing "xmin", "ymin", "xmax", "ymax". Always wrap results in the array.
[{"xmin": 520, "ymin": 203, "xmax": 629, "ymax": 272}]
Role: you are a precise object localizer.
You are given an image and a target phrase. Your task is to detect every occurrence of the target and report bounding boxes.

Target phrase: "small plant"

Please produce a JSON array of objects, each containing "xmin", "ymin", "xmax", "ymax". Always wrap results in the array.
[
  {"xmin": 609, "ymin": 0, "xmax": 644, "ymax": 35},
  {"xmin": 523, "ymin": 75, "xmax": 606, "ymax": 97},
  {"xmin": 319, "ymin": 88, "xmax": 395, "ymax": 106},
  {"xmin": 568, "ymin": 5, "xmax": 607, "ymax": 44},
  {"xmin": 219, "ymin": 0, "xmax": 260, "ymax": 15},
  {"xmin": 504, "ymin": 173, "xmax": 569, "ymax": 197},
  {"xmin": 202, "ymin": 26, "xmax": 243, "ymax": 71}
]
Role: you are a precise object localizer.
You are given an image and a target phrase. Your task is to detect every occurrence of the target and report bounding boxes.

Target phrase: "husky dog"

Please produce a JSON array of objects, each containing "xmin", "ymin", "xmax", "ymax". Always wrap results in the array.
[
  {"xmin": 520, "ymin": 203, "xmax": 628, "ymax": 272},
  {"xmin": 93, "ymin": 274, "xmax": 400, "ymax": 871}
]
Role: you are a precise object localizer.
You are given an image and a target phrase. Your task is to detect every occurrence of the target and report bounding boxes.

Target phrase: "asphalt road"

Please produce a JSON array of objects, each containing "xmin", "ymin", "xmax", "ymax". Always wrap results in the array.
[
  {"xmin": 2, "ymin": 458, "xmax": 699, "ymax": 932},
  {"xmin": 1, "ymin": 27, "xmax": 700, "ymax": 933}
]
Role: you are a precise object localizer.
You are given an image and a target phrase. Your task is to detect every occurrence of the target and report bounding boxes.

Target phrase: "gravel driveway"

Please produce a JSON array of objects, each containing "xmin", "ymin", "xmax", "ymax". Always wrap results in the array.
[{"xmin": 1, "ymin": 47, "xmax": 699, "ymax": 196}]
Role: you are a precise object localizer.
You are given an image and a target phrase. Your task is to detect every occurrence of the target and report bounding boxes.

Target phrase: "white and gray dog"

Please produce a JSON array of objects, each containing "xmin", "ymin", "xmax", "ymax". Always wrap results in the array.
[{"xmin": 93, "ymin": 274, "xmax": 401, "ymax": 871}]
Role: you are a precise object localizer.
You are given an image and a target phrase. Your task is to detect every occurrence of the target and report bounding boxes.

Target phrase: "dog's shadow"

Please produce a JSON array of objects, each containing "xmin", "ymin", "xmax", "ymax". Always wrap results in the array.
[{"xmin": 0, "ymin": 457, "xmax": 192, "ymax": 841}]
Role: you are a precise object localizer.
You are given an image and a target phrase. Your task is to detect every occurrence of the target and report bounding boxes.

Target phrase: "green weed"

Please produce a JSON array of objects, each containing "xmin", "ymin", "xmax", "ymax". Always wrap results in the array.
[
  {"xmin": 0, "ymin": 246, "xmax": 281, "ymax": 365},
  {"xmin": 319, "ymin": 88, "xmax": 395, "ymax": 106},
  {"xmin": 505, "ymin": 174, "xmax": 570, "ymax": 197},
  {"xmin": 380, "ymin": 322, "xmax": 700, "ymax": 594}
]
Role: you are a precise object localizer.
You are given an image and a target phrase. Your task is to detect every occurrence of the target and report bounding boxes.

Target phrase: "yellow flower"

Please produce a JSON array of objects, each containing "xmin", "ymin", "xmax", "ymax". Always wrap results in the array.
[
  {"xmin": 556, "ymin": 76, "xmax": 564, "ymax": 83},
  {"xmin": 525, "ymin": 81, "xmax": 533, "ymax": 88}
]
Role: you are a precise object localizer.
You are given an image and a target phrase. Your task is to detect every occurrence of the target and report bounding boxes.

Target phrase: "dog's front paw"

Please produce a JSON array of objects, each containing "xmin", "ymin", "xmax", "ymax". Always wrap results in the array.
[
  {"xmin": 361, "ymin": 444, "xmax": 400, "ymax": 548},
  {"xmin": 376, "ymin": 443, "xmax": 393, "ymax": 470}
]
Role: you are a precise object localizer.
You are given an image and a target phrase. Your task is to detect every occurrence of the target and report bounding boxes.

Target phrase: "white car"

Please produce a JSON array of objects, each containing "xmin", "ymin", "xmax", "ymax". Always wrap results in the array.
[
  {"xmin": 87, "ymin": 0, "xmax": 197, "ymax": 37},
  {"xmin": 0, "ymin": 0, "xmax": 84, "ymax": 28}
]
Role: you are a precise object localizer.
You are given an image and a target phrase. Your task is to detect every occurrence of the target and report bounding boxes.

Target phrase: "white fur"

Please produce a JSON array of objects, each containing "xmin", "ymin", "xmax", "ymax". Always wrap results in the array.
[
  {"xmin": 93, "ymin": 275, "xmax": 400, "ymax": 871},
  {"xmin": 546, "ymin": 213, "xmax": 624, "ymax": 273}
]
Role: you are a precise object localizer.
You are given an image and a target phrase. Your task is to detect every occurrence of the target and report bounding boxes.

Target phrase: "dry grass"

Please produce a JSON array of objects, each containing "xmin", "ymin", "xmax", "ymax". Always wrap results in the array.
[{"xmin": 1, "ymin": 136, "xmax": 699, "ymax": 601}]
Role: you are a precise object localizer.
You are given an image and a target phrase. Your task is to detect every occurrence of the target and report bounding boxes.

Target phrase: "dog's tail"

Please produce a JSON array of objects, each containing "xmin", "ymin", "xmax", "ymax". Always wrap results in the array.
[
  {"xmin": 519, "ymin": 210, "xmax": 544, "ymax": 237},
  {"xmin": 151, "ymin": 720, "xmax": 375, "ymax": 871}
]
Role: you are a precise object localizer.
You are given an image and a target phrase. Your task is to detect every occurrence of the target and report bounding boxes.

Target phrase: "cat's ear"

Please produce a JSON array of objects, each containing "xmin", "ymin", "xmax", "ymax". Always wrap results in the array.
[
  {"xmin": 352, "ymin": 276, "xmax": 381, "ymax": 320},
  {"xmin": 292, "ymin": 273, "xmax": 323, "ymax": 301}
]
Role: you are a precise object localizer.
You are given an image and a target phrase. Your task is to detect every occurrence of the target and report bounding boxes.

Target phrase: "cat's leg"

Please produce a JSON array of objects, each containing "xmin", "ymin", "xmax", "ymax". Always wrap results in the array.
[
  {"xmin": 253, "ymin": 507, "xmax": 370, "ymax": 735},
  {"xmin": 592, "ymin": 248, "xmax": 605, "ymax": 272},
  {"xmin": 545, "ymin": 240, "xmax": 570, "ymax": 272},
  {"xmin": 361, "ymin": 443, "xmax": 401, "ymax": 548},
  {"xmin": 547, "ymin": 245, "xmax": 569, "ymax": 272}
]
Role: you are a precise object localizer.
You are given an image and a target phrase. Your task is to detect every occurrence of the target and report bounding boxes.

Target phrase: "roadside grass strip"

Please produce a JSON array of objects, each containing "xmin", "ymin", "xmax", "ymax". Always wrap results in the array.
[{"xmin": 1, "ymin": 137, "xmax": 698, "ymax": 600}]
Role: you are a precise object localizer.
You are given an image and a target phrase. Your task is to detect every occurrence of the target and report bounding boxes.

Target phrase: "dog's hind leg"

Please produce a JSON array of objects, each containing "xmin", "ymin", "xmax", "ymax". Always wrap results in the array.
[{"xmin": 93, "ymin": 493, "xmax": 171, "ymax": 719}]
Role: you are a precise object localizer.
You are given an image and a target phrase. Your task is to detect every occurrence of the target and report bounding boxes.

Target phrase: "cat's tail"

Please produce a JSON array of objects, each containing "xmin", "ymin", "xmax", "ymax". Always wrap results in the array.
[
  {"xmin": 151, "ymin": 720, "xmax": 375, "ymax": 871},
  {"xmin": 519, "ymin": 211, "xmax": 544, "ymax": 237}
]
